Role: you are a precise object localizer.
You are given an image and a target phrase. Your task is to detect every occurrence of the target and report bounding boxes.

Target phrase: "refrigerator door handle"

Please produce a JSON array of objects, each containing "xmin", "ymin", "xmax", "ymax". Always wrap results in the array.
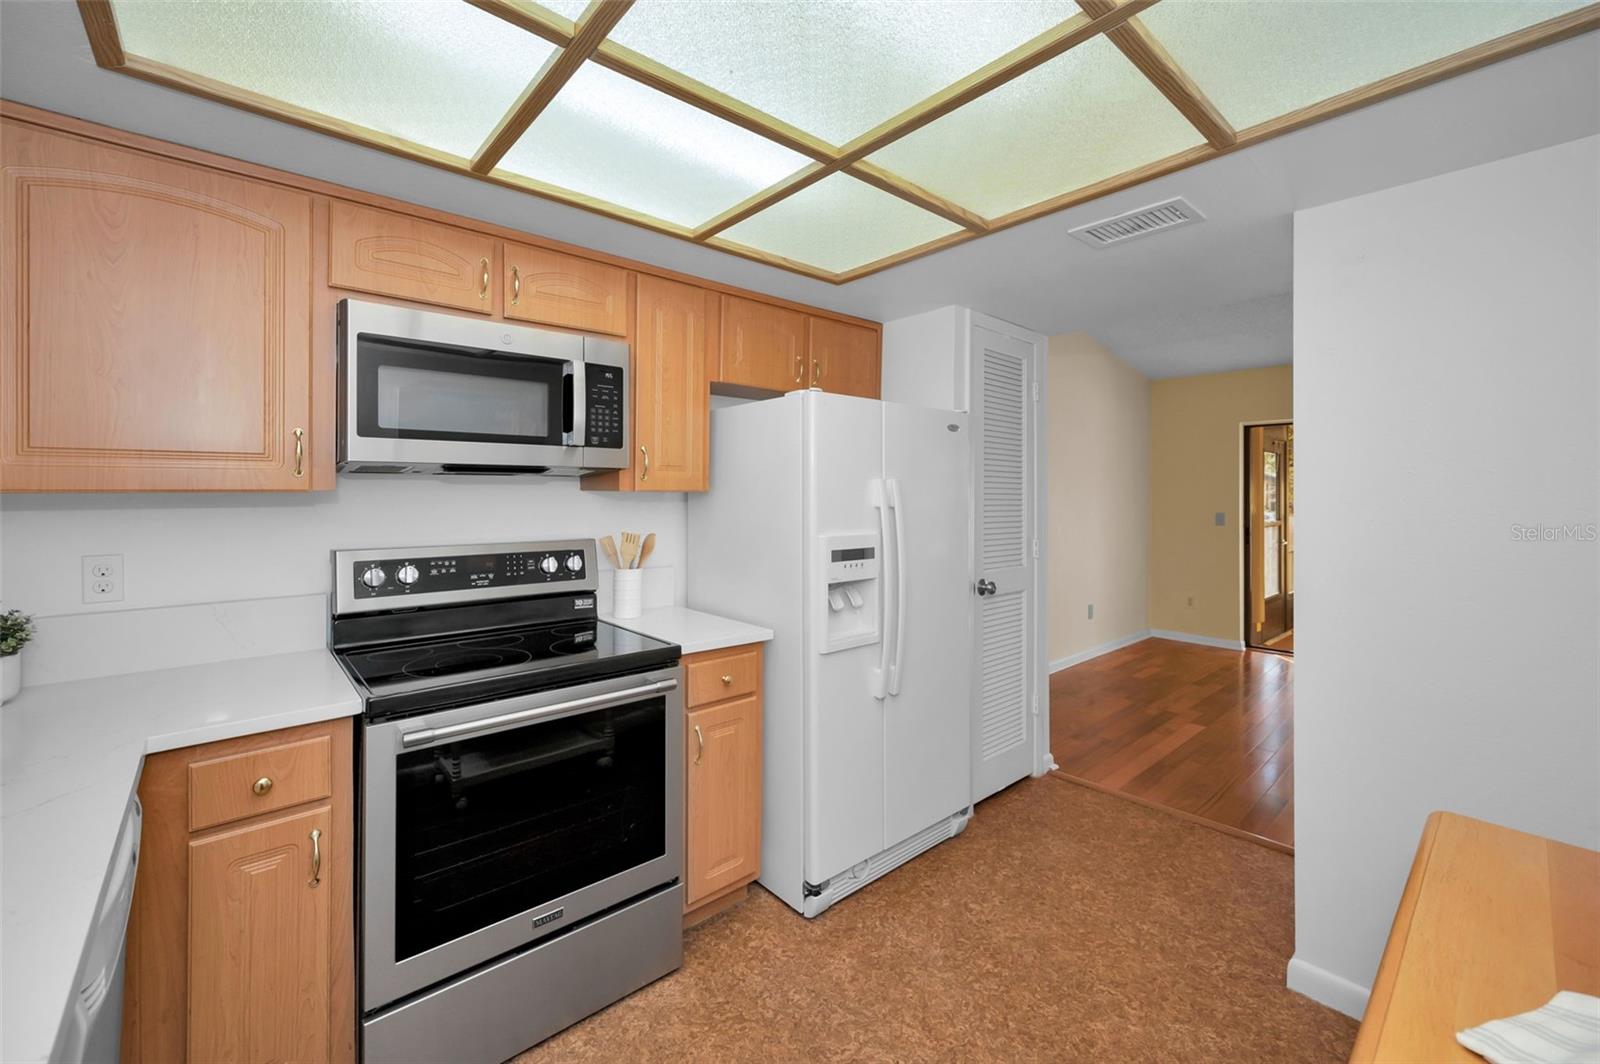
[
  {"xmin": 869, "ymin": 478, "xmax": 894, "ymax": 700},
  {"xmin": 886, "ymin": 477, "xmax": 908, "ymax": 697}
]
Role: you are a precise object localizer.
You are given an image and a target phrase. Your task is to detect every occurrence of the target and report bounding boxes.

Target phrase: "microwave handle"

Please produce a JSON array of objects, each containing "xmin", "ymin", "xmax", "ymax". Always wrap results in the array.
[{"xmin": 565, "ymin": 360, "xmax": 586, "ymax": 448}]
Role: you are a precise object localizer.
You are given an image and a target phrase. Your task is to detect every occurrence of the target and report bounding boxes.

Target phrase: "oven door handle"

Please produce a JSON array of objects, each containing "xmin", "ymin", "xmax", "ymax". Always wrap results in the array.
[{"xmin": 398, "ymin": 678, "xmax": 678, "ymax": 749}]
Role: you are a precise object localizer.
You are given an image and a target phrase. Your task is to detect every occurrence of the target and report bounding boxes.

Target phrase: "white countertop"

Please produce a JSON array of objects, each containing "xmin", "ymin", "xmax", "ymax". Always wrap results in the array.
[
  {"xmin": 600, "ymin": 606, "xmax": 773, "ymax": 656},
  {"xmin": 0, "ymin": 649, "xmax": 361, "ymax": 1064}
]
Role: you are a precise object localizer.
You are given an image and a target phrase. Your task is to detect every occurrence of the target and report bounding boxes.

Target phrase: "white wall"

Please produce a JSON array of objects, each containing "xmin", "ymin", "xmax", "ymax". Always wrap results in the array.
[
  {"xmin": 0, "ymin": 478, "xmax": 685, "ymax": 678},
  {"xmin": 1290, "ymin": 135, "xmax": 1600, "ymax": 1017},
  {"xmin": 1045, "ymin": 333, "xmax": 1149, "ymax": 668}
]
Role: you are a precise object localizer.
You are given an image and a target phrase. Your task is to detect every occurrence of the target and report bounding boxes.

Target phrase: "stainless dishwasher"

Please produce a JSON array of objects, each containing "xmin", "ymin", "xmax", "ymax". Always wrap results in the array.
[{"xmin": 52, "ymin": 793, "xmax": 141, "ymax": 1063}]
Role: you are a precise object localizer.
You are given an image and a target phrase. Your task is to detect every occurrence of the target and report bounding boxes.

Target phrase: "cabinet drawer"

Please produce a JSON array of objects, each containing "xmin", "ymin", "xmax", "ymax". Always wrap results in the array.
[
  {"xmin": 685, "ymin": 646, "xmax": 761, "ymax": 707},
  {"xmin": 329, "ymin": 201, "xmax": 495, "ymax": 313},
  {"xmin": 188, "ymin": 735, "xmax": 333, "ymax": 831}
]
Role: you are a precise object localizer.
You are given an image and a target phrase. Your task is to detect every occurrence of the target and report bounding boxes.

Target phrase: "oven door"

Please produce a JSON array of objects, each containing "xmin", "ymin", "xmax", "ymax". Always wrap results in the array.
[
  {"xmin": 362, "ymin": 667, "xmax": 682, "ymax": 1011},
  {"xmin": 340, "ymin": 299, "xmax": 587, "ymax": 472}
]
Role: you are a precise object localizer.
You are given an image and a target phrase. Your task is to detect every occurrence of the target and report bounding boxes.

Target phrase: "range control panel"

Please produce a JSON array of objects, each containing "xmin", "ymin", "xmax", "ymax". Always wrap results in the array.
[
  {"xmin": 585, "ymin": 364, "xmax": 624, "ymax": 449},
  {"xmin": 351, "ymin": 547, "xmax": 588, "ymax": 601}
]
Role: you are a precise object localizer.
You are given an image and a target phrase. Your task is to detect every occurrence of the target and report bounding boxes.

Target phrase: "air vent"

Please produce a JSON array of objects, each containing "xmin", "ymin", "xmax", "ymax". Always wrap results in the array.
[{"xmin": 1068, "ymin": 196, "xmax": 1204, "ymax": 248}]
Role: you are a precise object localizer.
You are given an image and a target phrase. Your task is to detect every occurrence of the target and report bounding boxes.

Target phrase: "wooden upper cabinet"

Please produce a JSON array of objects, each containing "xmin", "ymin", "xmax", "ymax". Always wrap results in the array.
[
  {"xmin": 633, "ymin": 275, "xmax": 712, "ymax": 492},
  {"xmin": 503, "ymin": 242, "xmax": 629, "ymax": 336},
  {"xmin": 328, "ymin": 200, "xmax": 494, "ymax": 314},
  {"xmin": 0, "ymin": 120, "xmax": 314, "ymax": 491},
  {"xmin": 718, "ymin": 295, "xmax": 806, "ymax": 393},
  {"xmin": 808, "ymin": 317, "xmax": 881, "ymax": 398}
]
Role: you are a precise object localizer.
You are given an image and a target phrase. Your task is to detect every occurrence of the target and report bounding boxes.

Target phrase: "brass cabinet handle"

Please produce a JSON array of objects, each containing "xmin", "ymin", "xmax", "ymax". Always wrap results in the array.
[
  {"xmin": 793, "ymin": 352, "xmax": 804, "ymax": 384},
  {"xmin": 693, "ymin": 724, "xmax": 704, "ymax": 765},
  {"xmin": 639, "ymin": 444, "xmax": 650, "ymax": 482},
  {"xmin": 721, "ymin": 674, "xmax": 733, "ymax": 685},
  {"xmin": 309, "ymin": 828, "xmax": 322, "ymax": 887},
  {"xmin": 252, "ymin": 776, "xmax": 274, "ymax": 796},
  {"xmin": 510, "ymin": 264, "xmax": 521, "ymax": 305},
  {"xmin": 811, "ymin": 358, "xmax": 822, "ymax": 387},
  {"xmin": 292, "ymin": 427, "xmax": 304, "ymax": 478},
  {"xmin": 479, "ymin": 257, "xmax": 490, "ymax": 300}
]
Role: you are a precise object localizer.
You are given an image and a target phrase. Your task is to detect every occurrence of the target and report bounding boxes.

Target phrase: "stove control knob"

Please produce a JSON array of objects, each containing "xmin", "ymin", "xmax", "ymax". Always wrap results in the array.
[
  {"xmin": 360, "ymin": 565, "xmax": 387, "ymax": 589},
  {"xmin": 395, "ymin": 564, "xmax": 420, "ymax": 586},
  {"xmin": 566, "ymin": 554, "xmax": 584, "ymax": 573},
  {"xmin": 539, "ymin": 555, "xmax": 560, "ymax": 575}
]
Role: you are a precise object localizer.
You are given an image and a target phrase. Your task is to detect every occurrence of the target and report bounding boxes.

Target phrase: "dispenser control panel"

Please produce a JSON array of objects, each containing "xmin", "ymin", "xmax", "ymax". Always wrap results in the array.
[{"xmin": 819, "ymin": 532, "xmax": 881, "ymax": 654}]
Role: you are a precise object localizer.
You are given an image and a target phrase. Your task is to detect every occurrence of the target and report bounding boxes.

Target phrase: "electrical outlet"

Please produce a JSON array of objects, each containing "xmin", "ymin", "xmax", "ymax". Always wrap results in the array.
[
  {"xmin": 1087, "ymin": 603, "xmax": 1094, "ymax": 620},
  {"xmin": 82, "ymin": 554, "xmax": 124, "ymax": 604}
]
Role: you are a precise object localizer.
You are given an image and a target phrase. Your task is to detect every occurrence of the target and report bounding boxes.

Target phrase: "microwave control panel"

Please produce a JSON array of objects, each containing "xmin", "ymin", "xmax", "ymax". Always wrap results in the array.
[
  {"xmin": 351, "ymin": 548, "xmax": 587, "ymax": 601},
  {"xmin": 585, "ymin": 364, "xmax": 624, "ymax": 449}
]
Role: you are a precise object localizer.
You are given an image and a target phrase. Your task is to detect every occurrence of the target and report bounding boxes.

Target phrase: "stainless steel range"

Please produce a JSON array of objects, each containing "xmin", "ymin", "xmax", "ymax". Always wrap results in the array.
[{"xmin": 330, "ymin": 540, "xmax": 683, "ymax": 1064}]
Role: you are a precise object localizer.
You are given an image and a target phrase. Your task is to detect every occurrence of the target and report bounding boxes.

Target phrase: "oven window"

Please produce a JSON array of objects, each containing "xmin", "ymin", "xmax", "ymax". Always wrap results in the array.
[
  {"xmin": 393, "ymin": 697, "xmax": 666, "ymax": 960},
  {"xmin": 356, "ymin": 335, "xmax": 566, "ymax": 445}
]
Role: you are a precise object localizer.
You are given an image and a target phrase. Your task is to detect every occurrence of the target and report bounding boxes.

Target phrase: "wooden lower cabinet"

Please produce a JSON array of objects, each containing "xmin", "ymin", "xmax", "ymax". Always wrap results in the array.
[
  {"xmin": 683, "ymin": 644, "xmax": 764, "ymax": 923},
  {"xmin": 122, "ymin": 718, "xmax": 354, "ymax": 1064}
]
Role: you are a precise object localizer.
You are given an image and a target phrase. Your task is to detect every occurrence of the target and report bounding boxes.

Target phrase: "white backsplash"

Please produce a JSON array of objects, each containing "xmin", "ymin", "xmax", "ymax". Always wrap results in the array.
[{"xmin": 0, "ymin": 475, "xmax": 685, "ymax": 685}]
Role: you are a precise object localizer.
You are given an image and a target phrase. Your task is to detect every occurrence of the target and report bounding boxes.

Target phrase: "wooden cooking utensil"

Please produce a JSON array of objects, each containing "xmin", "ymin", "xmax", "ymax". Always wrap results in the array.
[
  {"xmin": 600, "ymin": 535, "xmax": 622, "ymax": 569},
  {"xmin": 636, "ymin": 532, "xmax": 656, "ymax": 569},
  {"xmin": 619, "ymin": 531, "xmax": 640, "ymax": 571}
]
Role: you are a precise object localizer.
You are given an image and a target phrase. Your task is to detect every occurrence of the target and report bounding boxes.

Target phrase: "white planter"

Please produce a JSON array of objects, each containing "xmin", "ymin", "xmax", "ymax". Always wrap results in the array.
[
  {"xmin": 1, "ymin": 653, "xmax": 21, "ymax": 704},
  {"xmin": 612, "ymin": 569, "xmax": 642, "ymax": 619}
]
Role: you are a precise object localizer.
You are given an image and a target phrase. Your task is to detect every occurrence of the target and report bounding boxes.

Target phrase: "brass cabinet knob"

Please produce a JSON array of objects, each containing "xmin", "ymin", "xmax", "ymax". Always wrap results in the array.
[
  {"xmin": 721, "ymin": 674, "xmax": 733, "ymax": 685},
  {"xmin": 253, "ymin": 776, "xmax": 274, "ymax": 796}
]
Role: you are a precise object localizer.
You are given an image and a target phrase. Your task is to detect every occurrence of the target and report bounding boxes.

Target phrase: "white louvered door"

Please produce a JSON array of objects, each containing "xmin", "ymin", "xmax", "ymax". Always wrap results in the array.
[{"xmin": 971, "ymin": 325, "xmax": 1037, "ymax": 801}]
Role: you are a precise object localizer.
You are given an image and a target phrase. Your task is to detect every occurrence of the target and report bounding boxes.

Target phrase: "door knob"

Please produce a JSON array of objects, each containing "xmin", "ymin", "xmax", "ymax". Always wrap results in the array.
[{"xmin": 976, "ymin": 579, "xmax": 997, "ymax": 597}]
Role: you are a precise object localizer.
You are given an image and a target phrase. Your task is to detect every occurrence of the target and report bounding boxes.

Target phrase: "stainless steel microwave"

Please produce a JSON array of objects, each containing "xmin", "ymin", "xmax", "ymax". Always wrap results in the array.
[{"xmin": 337, "ymin": 299, "xmax": 628, "ymax": 476}]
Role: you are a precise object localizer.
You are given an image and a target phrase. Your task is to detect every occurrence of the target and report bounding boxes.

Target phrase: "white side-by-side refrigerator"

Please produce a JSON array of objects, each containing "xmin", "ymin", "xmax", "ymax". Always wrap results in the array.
[{"xmin": 687, "ymin": 389, "xmax": 973, "ymax": 917}]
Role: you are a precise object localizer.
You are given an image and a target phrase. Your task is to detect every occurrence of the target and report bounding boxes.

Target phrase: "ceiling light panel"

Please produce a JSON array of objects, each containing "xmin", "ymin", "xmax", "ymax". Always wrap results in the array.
[
  {"xmin": 110, "ymin": 0, "xmax": 555, "ymax": 160},
  {"xmin": 497, "ymin": 61, "xmax": 811, "ymax": 229},
  {"xmin": 607, "ymin": 0, "xmax": 1083, "ymax": 146},
  {"xmin": 719, "ymin": 173, "xmax": 962, "ymax": 273},
  {"xmin": 1139, "ymin": 0, "xmax": 1590, "ymax": 131},
  {"xmin": 533, "ymin": 0, "xmax": 593, "ymax": 22},
  {"xmin": 868, "ymin": 34, "xmax": 1205, "ymax": 219}
]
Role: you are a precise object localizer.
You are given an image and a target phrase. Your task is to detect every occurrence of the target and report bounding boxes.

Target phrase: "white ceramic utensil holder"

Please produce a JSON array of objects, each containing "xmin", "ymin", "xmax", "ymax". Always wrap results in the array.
[{"xmin": 612, "ymin": 568, "xmax": 642, "ymax": 619}]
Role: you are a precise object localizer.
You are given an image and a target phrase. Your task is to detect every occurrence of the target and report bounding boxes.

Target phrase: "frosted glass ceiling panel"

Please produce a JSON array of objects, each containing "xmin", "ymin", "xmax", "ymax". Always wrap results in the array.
[
  {"xmin": 1141, "ymin": 0, "xmax": 1589, "ymax": 130},
  {"xmin": 535, "ymin": 0, "xmax": 593, "ymax": 21},
  {"xmin": 720, "ymin": 173, "xmax": 961, "ymax": 274},
  {"xmin": 609, "ymin": 1, "xmax": 1082, "ymax": 145},
  {"xmin": 499, "ymin": 62, "xmax": 811, "ymax": 229},
  {"xmin": 111, "ymin": 0, "xmax": 555, "ymax": 160},
  {"xmin": 869, "ymin": 35, "xmax": 1204, "ymax": 219}
]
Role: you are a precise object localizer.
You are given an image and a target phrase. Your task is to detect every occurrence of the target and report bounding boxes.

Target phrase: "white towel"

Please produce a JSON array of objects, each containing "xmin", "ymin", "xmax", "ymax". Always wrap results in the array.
[{"xmin": 1457, "ymin": 991, "xmax": 1600, "ymax": 1064}]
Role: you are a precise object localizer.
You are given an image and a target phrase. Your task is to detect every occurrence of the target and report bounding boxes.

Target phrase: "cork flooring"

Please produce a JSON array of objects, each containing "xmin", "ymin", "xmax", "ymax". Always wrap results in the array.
[{"xmin": 515, "ymin": 775, "xmax": 1355, "ymax": 1063}]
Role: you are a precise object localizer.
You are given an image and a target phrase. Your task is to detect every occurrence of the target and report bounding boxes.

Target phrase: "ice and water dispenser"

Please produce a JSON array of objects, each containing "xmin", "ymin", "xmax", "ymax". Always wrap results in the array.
[{"xmin": 818, "ymin": 532, "xmax": 880, "ymax": 653}]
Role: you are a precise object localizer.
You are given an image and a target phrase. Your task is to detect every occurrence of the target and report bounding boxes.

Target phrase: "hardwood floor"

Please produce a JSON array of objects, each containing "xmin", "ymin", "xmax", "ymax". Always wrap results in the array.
[{"xmin": 1050, "ymin": 638, "xmax": 1295, "ymax": 851}]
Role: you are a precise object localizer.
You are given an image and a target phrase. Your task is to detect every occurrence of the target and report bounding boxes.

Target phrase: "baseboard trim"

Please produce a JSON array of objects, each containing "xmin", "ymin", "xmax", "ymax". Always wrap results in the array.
[
  {"xmin": 1048, "ymin": 630, "xmax": 1152, "ymax": 673},
  {"xmin": 1286, "ymin": 956, "xmax": 1370, "ymax": 1020},
  {"xmin": 1149, "ymin": 629, "xmax": 1246, "ymax": 651}
]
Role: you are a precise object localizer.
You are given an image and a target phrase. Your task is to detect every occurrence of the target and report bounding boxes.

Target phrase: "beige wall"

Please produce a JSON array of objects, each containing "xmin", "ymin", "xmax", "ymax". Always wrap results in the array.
[
  {"xmin": 1147, "ymin": 365, "xmax": 1292, "ymax": 642},
  {"xmin": 1046, "ymin": 333, "xmax": 1150, "ymax": 665}
]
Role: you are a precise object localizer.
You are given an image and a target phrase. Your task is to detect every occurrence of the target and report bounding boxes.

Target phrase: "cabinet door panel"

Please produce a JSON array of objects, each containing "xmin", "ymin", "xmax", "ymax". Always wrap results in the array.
[
  {"xmin": 328, "ymin": 200, "xmax": 494, "ymax": 314},
  {"xmin": 503, "ymin": 242, "xmax": 629, "ymax": 336},
  {"xmin": 189, "ymin": 805, "xmax": 335, "ymax": 1064},
  {"xmin": 809, "ymin": 317, "xmax": 881, "ymax": 399},
  {"xmin": 634, "ymin": 275, "xmax": 711, "ymax": 492},
  {"xmin": 1, "ymin": 121, "xmax": 313, "ymax": 491},
  {"xmin": 718, "ymin": 295, "xmax": 805, "ymax": 394},
  {"xmin": 685, "ymin": 694, "xmax": 762, "ymax": 905}
]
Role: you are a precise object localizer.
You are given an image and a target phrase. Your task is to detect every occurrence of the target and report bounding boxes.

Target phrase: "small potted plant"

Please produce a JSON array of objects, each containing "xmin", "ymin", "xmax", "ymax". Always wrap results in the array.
[{"xmin": 1, "ymin": 607, "xmax": 35, "ymax": 703}]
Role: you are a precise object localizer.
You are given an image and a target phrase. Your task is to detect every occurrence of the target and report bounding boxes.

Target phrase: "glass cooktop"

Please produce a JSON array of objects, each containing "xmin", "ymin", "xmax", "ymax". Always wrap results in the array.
[{"xmin": 339, "ymin": 619, "xmax": 678, "ymax": 719}]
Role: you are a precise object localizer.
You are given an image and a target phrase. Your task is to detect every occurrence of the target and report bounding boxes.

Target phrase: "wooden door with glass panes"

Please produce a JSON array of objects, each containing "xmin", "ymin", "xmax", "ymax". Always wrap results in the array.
[{"xmin": 1247, "ymin": 423, "xmax": 1292, "ymax": 648}]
